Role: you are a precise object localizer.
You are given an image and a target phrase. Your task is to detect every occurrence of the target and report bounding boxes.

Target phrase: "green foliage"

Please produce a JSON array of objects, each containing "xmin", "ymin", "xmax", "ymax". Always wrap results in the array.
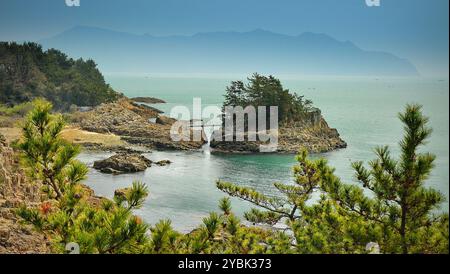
[
  {"xmin": 0, "ymin": 42, "xmax": 120, "ymax": 110},
  {"xmin": 179, "ymin": 200, "xmax": 293, "ymax": 254},
  {"xmin": 218, "ymin": 197, "xmax": 232, "ymax": 215},
  {"xmin": 342, "ymin": 104, "xmax": 447, "ymax": 253},
  {"xmin": 0, "ymin": 101, "xmax": 34, "ymax": 116},
  {"xmin": 217, "ymin": 149, "xmax": 323, "ymax": 225},
  {"xmin": 223, "ymin": 73, "xmax": 314, "ymax": 123},
  {"xmin": 147, "ymin": 219, "xmax": 181, "ymax": 253},
  {"xmin": 203, "ymin": 212, "xmax": 221, "ymax": 238},
  {"xmin": 17, "ymin": 98, "xmax": 83, "ymax": 199},
  {"xmin": 114, "ymin": 181, "xmax": 149, "ymax": 210}
]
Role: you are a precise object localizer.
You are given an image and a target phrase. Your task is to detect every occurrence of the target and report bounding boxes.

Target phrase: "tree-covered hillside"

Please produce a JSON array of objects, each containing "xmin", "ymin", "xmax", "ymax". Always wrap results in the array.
[{"xmin": 0, "ymin": 42, "xmax": 120, "ymax": 110}]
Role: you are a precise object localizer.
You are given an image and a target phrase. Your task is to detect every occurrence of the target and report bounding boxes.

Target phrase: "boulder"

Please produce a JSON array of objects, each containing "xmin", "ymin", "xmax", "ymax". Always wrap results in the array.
[
  {"xmin": 155, "ymin": 160, "xmax": 172, "ymax": 166},
  {"xmin": 93, "ymin": 153, "xmax": 152, "ymax": 174}
]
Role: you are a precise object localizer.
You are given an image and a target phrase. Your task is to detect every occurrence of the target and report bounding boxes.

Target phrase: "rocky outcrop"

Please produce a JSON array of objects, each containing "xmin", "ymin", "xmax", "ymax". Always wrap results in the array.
[
  {"xmin": 277, "ymin": 118, "xmax": 347, "ymax": 153},
  {"xmin": 74, "ymin": 98, "xmax": 206, "ymax": 151},
  {"xmin": 78, "ymin": 142, "xmax": 148, "ymax": 153},
  {"xmin": 131, "ymin": 97, "xmax": 166, "ymax": 104},
  {"xmin": 74, "ymin": 98, "xmax": 159, "ymax": 134},
  {"xmin": 131, "ymin": 102, "xmax": 164, "ymax": 114},
  {"xmin": 0, "ymin": 134, "xmax": 51, "ymax": 254},
  {"xmin": 156, "ymin": 115, "xmax": 177, "ymax": 125},
  {"xmin": 93, "ymin": 153, "xmax": 153, "ymax": 174},
  {"xmin": 155, "ymin": 160, "xmax": 172, "ymax": 166},
  {"xmin": 210, "ymin": 111, "xmax": 346, "ymax": 154}
]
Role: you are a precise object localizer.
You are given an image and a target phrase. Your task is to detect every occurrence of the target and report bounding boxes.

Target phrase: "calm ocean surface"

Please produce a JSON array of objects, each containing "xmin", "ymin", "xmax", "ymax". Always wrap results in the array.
[{"xmin": 78, "ymin": 75, "xmax": 449, "ymax": 232}]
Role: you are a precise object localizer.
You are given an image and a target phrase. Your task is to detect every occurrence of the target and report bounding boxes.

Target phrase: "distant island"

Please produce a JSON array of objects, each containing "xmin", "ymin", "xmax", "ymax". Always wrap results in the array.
[
  {"xmin": 210, "ymin": 73, "xmax": 346, "ymax": 153},
  {"xmin": 39, "ymin": 26, "xmax": 419, "ymax": 76},
  {"xmin": 131, "ymin": 97, "xmax": 166, "ymax": 104}
]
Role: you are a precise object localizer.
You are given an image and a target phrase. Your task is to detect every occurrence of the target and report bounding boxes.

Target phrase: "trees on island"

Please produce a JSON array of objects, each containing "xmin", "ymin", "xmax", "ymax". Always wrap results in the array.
[
  {"xmin": 15, "ymin": 100, "xmax": 448, "ymax": 254},
  {"xmin": 223, "ymin": 73, "xmax": 314, "ymax": 124}
]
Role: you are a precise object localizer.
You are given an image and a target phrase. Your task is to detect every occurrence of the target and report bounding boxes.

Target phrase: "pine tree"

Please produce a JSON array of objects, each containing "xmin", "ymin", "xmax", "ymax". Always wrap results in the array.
[
  {"xmin": 18, "ymin": 98, "xmax": 87, "ymax": 199},
  {"xmin": 223, "ymin": 81, "xmax": 246, "ymax": 107},
  {"xmin": 347, "ymin": 104, "xmax": 447, "ymax": 253},
  {"xmin": 217, "ymin": 149, "xmax": 321, "ymax": 226}
]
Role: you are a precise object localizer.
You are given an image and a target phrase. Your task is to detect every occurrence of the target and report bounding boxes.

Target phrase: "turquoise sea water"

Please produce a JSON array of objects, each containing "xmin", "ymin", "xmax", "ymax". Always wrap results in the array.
[{"xmin": 78, "ymin": 75, "xmax": 449, "ymax": 232}]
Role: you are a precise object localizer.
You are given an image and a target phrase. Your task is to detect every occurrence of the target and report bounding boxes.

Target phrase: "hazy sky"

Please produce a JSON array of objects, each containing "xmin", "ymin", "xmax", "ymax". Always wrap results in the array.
[{"xmin": 0, "ymin": 0, "xmax": 448, "ymax": 76}]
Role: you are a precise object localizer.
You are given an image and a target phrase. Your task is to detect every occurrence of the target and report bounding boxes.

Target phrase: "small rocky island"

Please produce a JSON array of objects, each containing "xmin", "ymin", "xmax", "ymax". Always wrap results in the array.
[
  {"xmin": 93, "ymin": 153, "xmax": 153, "ymax": 174},
  {"xmin": 210, "ymin": 74, "xmax": 346, "ymax": 154},
  {"xmin": 93, "ymin": 153, "xmax": 173, "ymax": 174}
]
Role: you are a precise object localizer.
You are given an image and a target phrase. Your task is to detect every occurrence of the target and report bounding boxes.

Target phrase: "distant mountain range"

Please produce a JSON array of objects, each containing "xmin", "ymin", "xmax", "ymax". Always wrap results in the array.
[{"xmin": 39, "ymin": 26, "xmax": 419, "ymax": 76}]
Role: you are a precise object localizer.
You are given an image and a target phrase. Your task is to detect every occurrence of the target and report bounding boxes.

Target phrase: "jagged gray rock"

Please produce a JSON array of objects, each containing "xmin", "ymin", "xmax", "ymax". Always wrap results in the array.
[{"xmin": 93, "ymin": 153, "xmax": 153, "ymax": 174}]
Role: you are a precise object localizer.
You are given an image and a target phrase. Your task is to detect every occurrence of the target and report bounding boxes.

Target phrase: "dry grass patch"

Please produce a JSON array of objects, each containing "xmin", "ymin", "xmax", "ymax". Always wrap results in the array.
[
  {"xmin": 61, "ymin": 127, "xmax": 126, "ymax": 147},
  {"xmin": 0, "ymin": 126, "xmax": 126, "ymax": 148},
  {"xmin": 0, "ymin": 127, "xmax": 22, "ymax": 143}
]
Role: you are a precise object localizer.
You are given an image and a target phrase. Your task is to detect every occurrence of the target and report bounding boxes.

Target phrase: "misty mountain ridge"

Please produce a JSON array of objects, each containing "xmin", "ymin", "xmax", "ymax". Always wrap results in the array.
[{"xmin": 39, "ymin": 26, "xmax": 419, "ymax": 76}]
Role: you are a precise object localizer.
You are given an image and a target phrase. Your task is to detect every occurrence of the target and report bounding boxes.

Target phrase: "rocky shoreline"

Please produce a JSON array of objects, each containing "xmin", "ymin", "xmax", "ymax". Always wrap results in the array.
[
  {"xmin": 68, "ymin": 98, "xmax": 345, "ymax": 155},
  {"xmin": 71, "ymin": 98, "xmax": 206, "ymax": 151}
]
